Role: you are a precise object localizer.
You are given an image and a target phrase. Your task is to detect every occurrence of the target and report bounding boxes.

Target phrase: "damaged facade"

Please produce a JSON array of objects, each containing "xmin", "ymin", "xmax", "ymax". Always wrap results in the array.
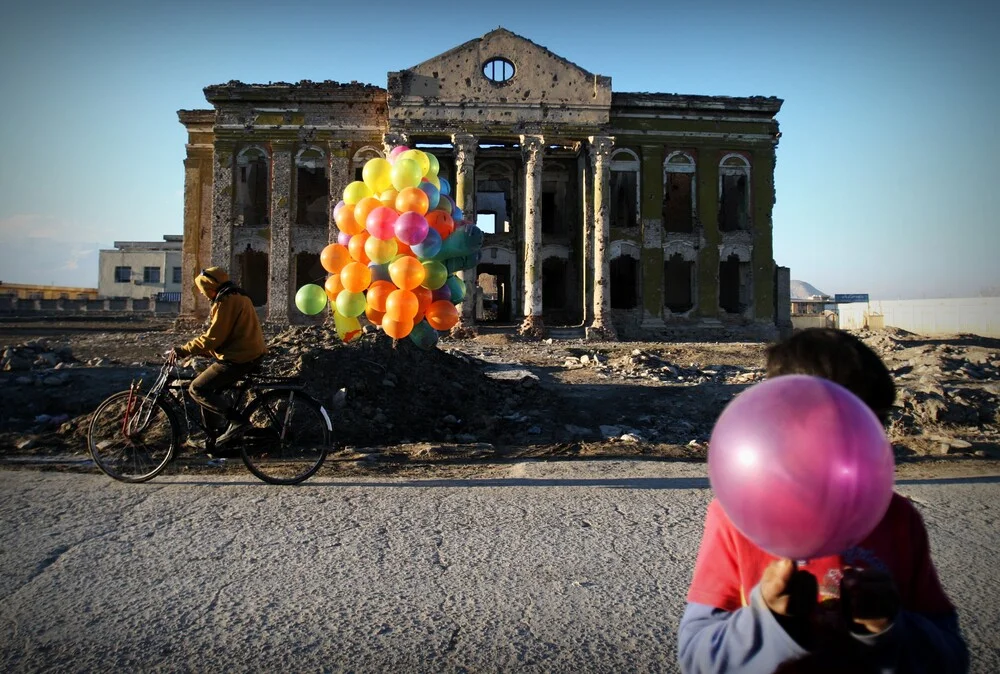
[{"xmin": 177, "ymin": 28, "xmax": 783, "ymax": 337}]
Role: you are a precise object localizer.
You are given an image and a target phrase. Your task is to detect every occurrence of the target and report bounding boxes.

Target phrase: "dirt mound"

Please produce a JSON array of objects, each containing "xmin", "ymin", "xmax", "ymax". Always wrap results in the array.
[{"xmin": 265, "ymin": 326, "xmax": 541, "ymax": 447}]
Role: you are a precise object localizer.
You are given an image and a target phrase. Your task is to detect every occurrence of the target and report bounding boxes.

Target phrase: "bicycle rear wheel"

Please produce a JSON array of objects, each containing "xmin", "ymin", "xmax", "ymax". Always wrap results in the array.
[
  {"xmin": 240, "ymin": 389, "xmax": 330, "ymax": 485},
  {"xmin": 88, "ymin": 391, "xmax": 178, "ymax": 482}
]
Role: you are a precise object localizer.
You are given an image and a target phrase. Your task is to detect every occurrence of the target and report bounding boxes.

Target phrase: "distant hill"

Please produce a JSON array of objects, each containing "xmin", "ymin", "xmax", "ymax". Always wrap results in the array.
[{"xmin": 790, "ymin": 280, "xmax": 829, "ymax": 299}]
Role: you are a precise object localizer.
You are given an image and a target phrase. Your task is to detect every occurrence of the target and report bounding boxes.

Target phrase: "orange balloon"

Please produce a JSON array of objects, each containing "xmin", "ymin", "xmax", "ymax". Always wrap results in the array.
[
  {"xmin": 395, "ymin": 187, "xmax": 430, "ymax": 215},
  {"xmin": 335, "ymin": 206, "xmax": 364, "ymax": 236},
  {"xmin": 348, "ymin": 232, "xmax": 371, "ymax": 264},
  {"xmin": 388, "ymin": 255, "xmax": 426, "ymax": 291},
  {"xmin": 365, "ymin": 280, "xmax": 396, "ymax": 313},
  {"xmin": 365, "ymin": 305, "xmax": 385, "ymax": 326},
  {"xmin": 324, "ymin": 273, "xmax": 345, "ymax": 302},
  {"xmin": 340, "ymin": 261, "xmax": 372, "ymax": 293},
  {"xmin": 320, "ymin": 243, "xmax": 351, "ymax": 274},
  {"xmin": 412, "ymin": 286, "xmax": 433, "ymax": 316},
  {"xmin": 426, "ymin": 211, "xmax": 454, "ymax": 239},
  {"xmin": 382, "ymin": 317, "xmax": 414, "ymax": 340},
  {"xmin": 353, "ymin": 196, "xmax": 382, "ymax": 230},
  {"xmin": 426, "ymin": 300, "xmax": 459, "ymax": 331},
  {"xmin": 396, "ymin": 240, "xmax": 413, "ymax": 256},
  {"xmin": 385, "ymin": 289, "xmax": 419, "ymax": 322}
]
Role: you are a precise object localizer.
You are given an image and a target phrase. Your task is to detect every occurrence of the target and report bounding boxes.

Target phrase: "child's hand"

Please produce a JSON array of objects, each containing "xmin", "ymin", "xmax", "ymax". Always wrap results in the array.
[
  {"xmin": 761, "ymin": 559, "xmax": 818, "ymax": 618},
  {"xmin": 840, "ymin": 567, "xmax": 899, "ymax": 634}
]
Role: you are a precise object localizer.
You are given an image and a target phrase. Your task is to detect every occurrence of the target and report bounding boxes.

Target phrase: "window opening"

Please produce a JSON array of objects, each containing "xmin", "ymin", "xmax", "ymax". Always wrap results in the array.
[
  {"xmin": 483, "ymin": 58, "xmax": 515, "ymax": 83},
  {"xmin": 476, "ymin": 212, "xmax": 497, "ymax": 234},
  {"xmin": 296, "ymin": 147, "xmax": 329, "ymax": 227},
  {"xmin": 237, "ymin": 147, "xmax": 270, "ymax": 227},
  {"xmin": 664, "ymin": 254, "xmax": 694, "ymax": 313},
  {"xmin": 143, "ymin": 267, "xmax": 161, "ymax": 284},
  {"xmin": 542, "ymin": 258, "xmax": 567, "ymax": 310},
  {"xmin": 239, "ymin": 249, "xmax": 269, "ymax": 307},
  {"xmin": 172, "ymin": 266, "xmax": 182, "ymax": 284},
  {"xmin": 114, "ymin": 266, "xmax": 131, "ymax": 283},
  {"xmin": 610, "ymin": 255, "xmax": 639, "ymax": 309}
]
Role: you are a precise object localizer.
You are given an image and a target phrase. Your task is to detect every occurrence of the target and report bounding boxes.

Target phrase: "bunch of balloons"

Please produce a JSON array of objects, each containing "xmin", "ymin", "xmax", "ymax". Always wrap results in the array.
[
  {"xmin": 294, "ymin": 147, "xmax": 484, "ymax": 349},
  {"xmin": 707, "ymin": 375, "xmax": 894, "ymax": 560}
]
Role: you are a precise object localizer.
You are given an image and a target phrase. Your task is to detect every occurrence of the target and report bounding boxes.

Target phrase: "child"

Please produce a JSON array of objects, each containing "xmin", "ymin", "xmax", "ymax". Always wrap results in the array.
[{"xmin": 677, "ymin": 328, "xmax": 968, "ymax": 673}]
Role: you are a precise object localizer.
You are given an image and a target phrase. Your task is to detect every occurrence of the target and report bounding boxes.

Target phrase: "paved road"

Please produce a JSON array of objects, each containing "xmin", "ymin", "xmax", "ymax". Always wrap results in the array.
[{"xmin": 1, "ymin": 462, "xmax": 998, "ymax": 673}]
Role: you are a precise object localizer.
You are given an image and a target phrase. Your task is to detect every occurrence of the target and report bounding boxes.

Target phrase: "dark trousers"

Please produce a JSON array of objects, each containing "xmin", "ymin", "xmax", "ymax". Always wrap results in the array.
[{"xmin": 188, "ymin": 359, "xmax": 258, "ymax": 429}]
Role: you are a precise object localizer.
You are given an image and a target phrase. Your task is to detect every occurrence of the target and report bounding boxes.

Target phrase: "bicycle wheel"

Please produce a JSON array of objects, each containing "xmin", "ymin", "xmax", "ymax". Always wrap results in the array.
[
  {"xmin": 240, "ymin": 389, "xmax": 330, "ymax": 485},
  {"xmin": 88, "ymin": 391, "xmax": 178, "ymax": 483}
]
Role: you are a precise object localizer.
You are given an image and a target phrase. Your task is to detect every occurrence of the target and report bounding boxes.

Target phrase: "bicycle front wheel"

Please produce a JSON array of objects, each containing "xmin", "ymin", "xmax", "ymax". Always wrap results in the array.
[
  {"xmin": 88, "ymin": 391, "xmax": 178, "ymax": 482},
  {"xmin": 240, "ymin": 390, "xmax": 330, "ymax": 485}
]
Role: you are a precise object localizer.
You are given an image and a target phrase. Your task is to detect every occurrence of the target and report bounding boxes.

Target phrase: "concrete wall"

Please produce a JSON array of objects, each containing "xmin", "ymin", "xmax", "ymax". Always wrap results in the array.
[
  {"xmin": 838, "ymin": 297, "xmax": 1000, "ymax": 338},
  {"xmin": 0, "ymin": 297, "xmax": 179, "ymax": 316}
]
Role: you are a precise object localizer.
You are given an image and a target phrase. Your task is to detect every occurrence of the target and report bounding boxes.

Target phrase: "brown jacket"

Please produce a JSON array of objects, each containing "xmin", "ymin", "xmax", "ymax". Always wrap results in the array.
[{"xmin": 178, "ymin": 288, "xmax": 266, "ymax": 363}]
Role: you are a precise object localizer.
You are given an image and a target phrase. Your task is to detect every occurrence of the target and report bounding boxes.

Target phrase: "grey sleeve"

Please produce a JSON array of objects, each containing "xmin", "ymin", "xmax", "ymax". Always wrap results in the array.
[
  {"xmin": 850, "ymin": 609, "xmax": 969, "ymax": 674},
  {"xmin": 677, "ymin": 585, "xmax": 808, "ymax": 674}
]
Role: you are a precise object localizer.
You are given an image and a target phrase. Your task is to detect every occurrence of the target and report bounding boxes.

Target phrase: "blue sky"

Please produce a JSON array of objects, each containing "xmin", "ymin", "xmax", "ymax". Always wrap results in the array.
[{"xmin": 1, "ymin": 0, "xmax": 997, "ymax": 299}]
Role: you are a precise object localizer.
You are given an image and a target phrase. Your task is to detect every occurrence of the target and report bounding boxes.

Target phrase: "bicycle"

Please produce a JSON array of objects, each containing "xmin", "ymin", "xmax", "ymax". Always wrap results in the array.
[{"xmin": 87, "ymin": 355, "xmax": 332, "ymax": 485}]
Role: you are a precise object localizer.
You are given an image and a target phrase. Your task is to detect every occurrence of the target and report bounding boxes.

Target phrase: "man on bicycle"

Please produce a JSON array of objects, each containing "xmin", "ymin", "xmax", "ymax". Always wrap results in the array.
[{"xmin": 170, "ymin": 266, "xmax": 267, "ymax": 445}]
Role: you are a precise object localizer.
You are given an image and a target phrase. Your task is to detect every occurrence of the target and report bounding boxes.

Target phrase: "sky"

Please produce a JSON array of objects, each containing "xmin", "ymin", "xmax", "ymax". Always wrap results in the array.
[{"xmin": 1, "ymin": 0, "xmax": 997, "ymax": 300}]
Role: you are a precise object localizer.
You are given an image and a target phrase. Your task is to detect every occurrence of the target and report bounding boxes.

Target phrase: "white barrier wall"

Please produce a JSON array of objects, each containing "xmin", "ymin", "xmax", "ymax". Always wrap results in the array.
[{"xmin": 838, "ymin": 297, "xmax": 1000, "ymax": 338}]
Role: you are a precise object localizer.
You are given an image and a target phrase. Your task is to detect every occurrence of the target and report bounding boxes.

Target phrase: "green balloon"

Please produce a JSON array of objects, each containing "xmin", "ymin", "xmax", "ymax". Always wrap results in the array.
[
  {"xmin": 421, "ymin": 260, "xmax": 448, "ymax": 290},
  {"xmin": 295, "ymin": 284, "xmax": 327, "ymax": 315},
  {"xmin": 335, "ymin": 290, "xmax": 367, "ymax": 318}
]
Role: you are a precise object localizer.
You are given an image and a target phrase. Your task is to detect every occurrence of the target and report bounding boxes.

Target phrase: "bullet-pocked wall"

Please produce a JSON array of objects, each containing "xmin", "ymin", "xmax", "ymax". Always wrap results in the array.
[{"xmin": 177, "ymin": 28, "xmax": 783, "ymax": 338}]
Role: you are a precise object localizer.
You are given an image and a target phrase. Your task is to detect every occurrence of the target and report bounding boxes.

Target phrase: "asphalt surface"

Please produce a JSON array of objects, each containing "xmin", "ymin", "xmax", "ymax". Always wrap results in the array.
[{"xmin": 1, "ymin": 461, "xmax": 998, "ymax": 673}]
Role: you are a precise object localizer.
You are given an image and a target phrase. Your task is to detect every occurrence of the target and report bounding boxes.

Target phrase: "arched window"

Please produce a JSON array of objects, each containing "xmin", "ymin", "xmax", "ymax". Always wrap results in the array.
[
  {"xmin": 609, "ymin": 148, "xmax": 640, "ymax": 228},
  {"xmin": 295, "ymin": 146, "xmax": 328, "ymax": 227},
  {"xmin": 663, "ymin": 151, "xmax": 696, "ymax": 233},
  {"xmin": 352, "ymin": 146, "xmax": 383, "ymax": 182},
  {"xmin": 236, "ymin": 146, "xmax": 270, "ymax": 227},
  {"xmin": 718, "ymin": 153, "xmax": 750, "ymax": 232},
  {"xmin": 610, "ymin": 244, "xmax": 640, "ymax": 310}
]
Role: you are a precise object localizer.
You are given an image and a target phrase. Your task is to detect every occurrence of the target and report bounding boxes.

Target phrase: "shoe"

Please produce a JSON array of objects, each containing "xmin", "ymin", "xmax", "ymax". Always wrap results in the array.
[
  {"xmin": 216, "ymin": 420, "xmax": 251, "ymax": 445},
  {"xmin": 182, "ymin": 438, "xmax": 207, "ymax": 451}
]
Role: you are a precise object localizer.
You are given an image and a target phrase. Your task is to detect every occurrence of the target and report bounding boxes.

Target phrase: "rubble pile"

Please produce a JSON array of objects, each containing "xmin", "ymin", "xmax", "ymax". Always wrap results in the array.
[
  {"xmin": 262, "ymin": 326, "xmax": 543, "ymax": 447},
  {"xmin": 599, "ymin": 349, "xmax": 764, "ymax": 385},
  {"xmin": 2, "ymin": 340, "xmax": 77, "ymax": 372}
]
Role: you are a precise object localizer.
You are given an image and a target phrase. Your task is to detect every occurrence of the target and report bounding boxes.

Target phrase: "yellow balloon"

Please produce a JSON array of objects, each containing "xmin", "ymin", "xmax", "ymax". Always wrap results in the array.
[
  {"xmin": 426, "ymin": 152, "xmax": 440, "ymax": 177},
  {"xmin": 362, "ymin": 158, "xmax": 393, "ymax": 193},
  {"xmin": 423, "ymin": 173, "xmax": 440, "ymax": 190},
  {"xmin": 390, "ymin": 158, "xmax": 422, "ymax": 191},
  {"xmin": 343, "ymin": 181, "xmax": 372, "ymax": 206},
  {"xmin": 399, "ymin": 149, "xmax": 430, "ymax": 177},
  {"xmin": 378, "ymin": 188, "xmax": 399, "ymax": 209},
  {"xmin": 365, "ymin": 236, "xmax": 398, "ymax": 265},
  {"xmin": 333, "ymin": 310, "xmax": 362, "ymax": 343}
]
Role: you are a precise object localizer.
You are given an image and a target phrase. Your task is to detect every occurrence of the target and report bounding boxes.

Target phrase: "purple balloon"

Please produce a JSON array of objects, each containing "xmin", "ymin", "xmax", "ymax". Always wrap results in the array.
[
  {"xmin": 431, "ymin": 285, "xmax": 452, "ymax": 303},
  {"xmin": 395, "ymin": 212, "xmax": 429, "ymax": 246},
  {"xmin": 337, "ymin": 231, "xmax": 352, "ymax": 246},
  {"xmin": 708, "ymin": 375, "xmax": 894, "ymax": 560}
]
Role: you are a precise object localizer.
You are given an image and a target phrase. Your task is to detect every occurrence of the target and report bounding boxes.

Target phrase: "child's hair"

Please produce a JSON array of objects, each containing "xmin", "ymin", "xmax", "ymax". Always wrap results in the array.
[{"xmin": 765, "ymin": 328, "xmax": 896, "ymax": 424}]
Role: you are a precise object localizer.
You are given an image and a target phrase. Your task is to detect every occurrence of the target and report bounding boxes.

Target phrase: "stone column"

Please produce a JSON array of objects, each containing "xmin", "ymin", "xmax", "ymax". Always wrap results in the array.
[
  {"xmin": 210, "ymin": 143, "xmax": 235, "ymax": 275},
  {"xmin": 266, "ymin": 143, "xmax": 293, "ymax": 325},
  {"xmin": 579, "ymin": 149, "xmax": 593, "ymax": 326},
  {"xmin": 587, "ymin": 136, "xmax": 617, "ymax": 340},
  {"xmin": 178, "ymin": 146, "xmax": 214, "ymax": 327},
  {"xmin": 329, "ymin": 146, "xmax": 351, "ymax": 243},
  {"xmin": 519, "ymin": 134, "xmax": 545, "ymax": 337},
  {"xmin": 640, "ymin": 144, "xmax": 666, "ymax": 331},
  {"xmin": 382, "ymin": 131, "xmax": 409, "ymax": 156},
  {"xmin": 451, "ymin": 133, "xmax": 478, "ymax": 335}
]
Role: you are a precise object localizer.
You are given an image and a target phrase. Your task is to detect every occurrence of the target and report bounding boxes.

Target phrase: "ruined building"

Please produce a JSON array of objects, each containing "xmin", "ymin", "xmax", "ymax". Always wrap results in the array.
[{"xmin": 178, "ymin": 28, "xmax": 784, "ymax": 337}]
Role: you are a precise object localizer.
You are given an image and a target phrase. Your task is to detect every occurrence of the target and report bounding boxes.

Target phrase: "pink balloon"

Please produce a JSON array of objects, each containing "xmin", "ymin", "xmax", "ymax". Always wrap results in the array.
[
  {"xmin": 394, "ymin": 212, "xmax": 429, "ymax": 246},
  {"xmin": 708, "ymin": 375, "xmax": 894, "ymax": 560},
  {"xmin": 366, "ymin": 206, "xmax": 399, "ymax": 241},
  {"xmin": 337, "ymin": 231, "xmax": 352, "ymax": 246},
  {"xmin": 333, "ymin": 200, "xmax": 347, "ymax": 220},
  {"xmin": 388, "ymin": 146, "xmax": 409, "ymax": 163}
]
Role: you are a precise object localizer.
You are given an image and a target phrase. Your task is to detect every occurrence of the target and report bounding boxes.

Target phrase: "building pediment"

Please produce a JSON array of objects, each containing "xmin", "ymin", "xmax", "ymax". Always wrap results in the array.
[{"xmin": 387, "ymin": 28, "xmax": 611, "ymax": 135}]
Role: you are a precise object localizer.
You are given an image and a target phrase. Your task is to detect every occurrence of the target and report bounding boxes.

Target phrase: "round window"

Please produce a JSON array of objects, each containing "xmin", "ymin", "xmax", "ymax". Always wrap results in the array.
[{"xmin": 482, "ymin": 57, "xmax": 515, "ymax": 83}]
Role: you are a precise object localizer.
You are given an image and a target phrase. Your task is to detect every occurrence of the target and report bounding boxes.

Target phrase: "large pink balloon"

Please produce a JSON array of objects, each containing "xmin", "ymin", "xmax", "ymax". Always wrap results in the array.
[{"xmin": 708, "ymin": 375, "xmax": 894, "ymax": 560}]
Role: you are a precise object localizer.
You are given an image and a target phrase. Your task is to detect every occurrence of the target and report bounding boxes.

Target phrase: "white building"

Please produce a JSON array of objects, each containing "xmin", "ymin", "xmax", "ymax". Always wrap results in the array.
[{"xmin": 98, "ymin": 235, "xmax": 184, "ymax": 300}]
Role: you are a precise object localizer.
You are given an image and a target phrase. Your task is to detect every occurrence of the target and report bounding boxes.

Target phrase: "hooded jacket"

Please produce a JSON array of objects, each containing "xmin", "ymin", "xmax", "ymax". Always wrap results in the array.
[{"xmin": 177, "ymin": 267, "xmax": 267, "ymax": 363}]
